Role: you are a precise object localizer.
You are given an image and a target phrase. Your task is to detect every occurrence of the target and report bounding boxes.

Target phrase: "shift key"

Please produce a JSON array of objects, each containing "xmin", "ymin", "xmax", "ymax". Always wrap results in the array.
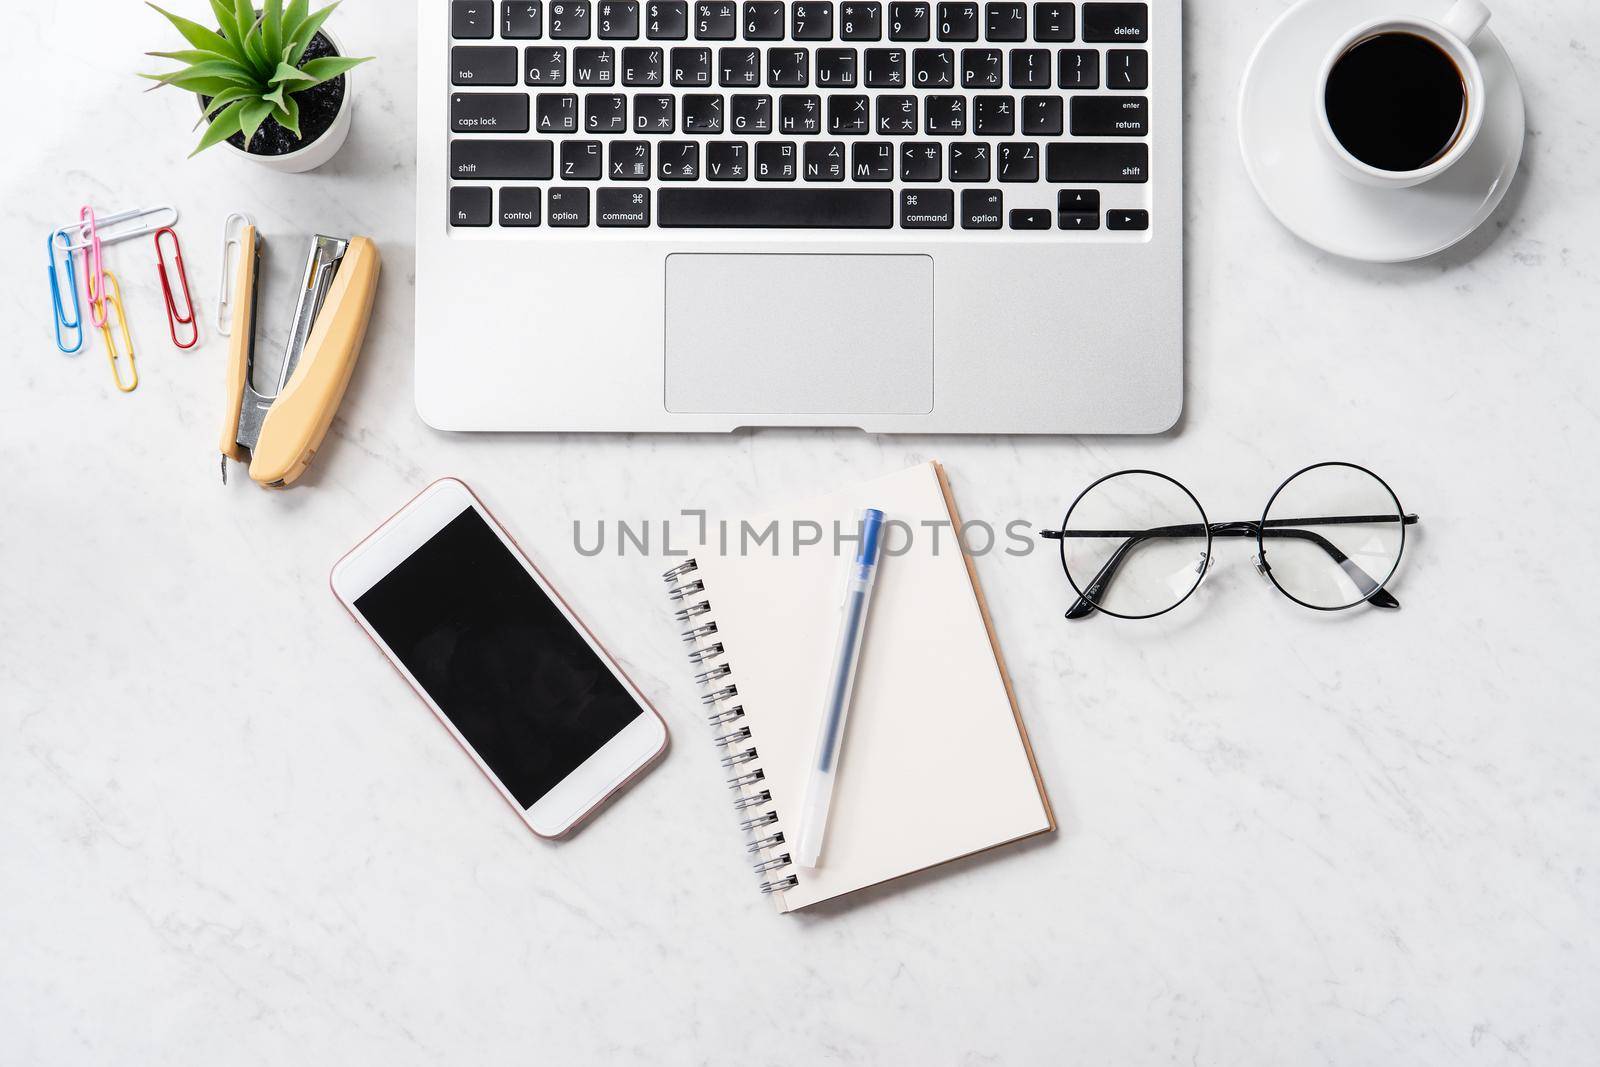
[
  {"xmin": 451, "ymin": 93, "xmax": 530, "ymax": 133},
  {"xmin": 1046, "ymin": 142, "xmax": 1148, "ymax": 182}
]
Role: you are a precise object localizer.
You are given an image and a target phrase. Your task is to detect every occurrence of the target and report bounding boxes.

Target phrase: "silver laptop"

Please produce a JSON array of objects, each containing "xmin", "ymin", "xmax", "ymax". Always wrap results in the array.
[{"xmin": 417, "ymin": 0, "xmax": 1182, "ymax": 433}]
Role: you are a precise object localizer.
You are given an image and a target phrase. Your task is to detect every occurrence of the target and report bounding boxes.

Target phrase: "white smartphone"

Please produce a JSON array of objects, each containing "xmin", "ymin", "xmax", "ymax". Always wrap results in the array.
[{"xmin": 331, "ymin": 478, "xmax": 668, "ymax": 838}]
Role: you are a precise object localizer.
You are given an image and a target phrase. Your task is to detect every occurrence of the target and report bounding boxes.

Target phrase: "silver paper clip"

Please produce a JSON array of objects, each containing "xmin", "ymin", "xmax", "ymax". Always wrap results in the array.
[
  {"xmin": 216, "ymin": 213, "xmax": 253, "ymax": 336},
  {"xmin": 60, "ymin": 205, "xmax": 180, "ymax": 253}
]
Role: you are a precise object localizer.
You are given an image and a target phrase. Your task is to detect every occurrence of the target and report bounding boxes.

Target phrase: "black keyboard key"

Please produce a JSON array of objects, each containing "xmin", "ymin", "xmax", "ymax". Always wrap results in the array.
[
  {"xmin": 1009, "ymin": 47, "xmax": 1050, "ymax": 87},
  {"xmin": 598, "ymin": 0, "xmax": 640, "ymax": 37},
  {"xmin": 499, "ymin": 186, "xmax": 542, "ymax": 225},
  {"xmin": 804, "ymin": 140, "xmax": 847, "ymax": 180},
  {"xmin": 889, "ymin": 1, "xmax": 930, "ymax": 39},
  {"xmin": 695, "ymin": 1, "xmax": 737, "ymax": 38},
  {"xmin": 634, "ymin": 93, "xmax": 676, "ymax": 130},
  {"xmin": 719, "ymin": 46, "xmax": 761, "ymax": 85},
  {"xmin": 793, "ymin": 2, "xmax": 835, "ymax": 40},
  {"xmin": 1107, "ymin": 48, "xmax": 1148, "ymax": 89},
  {"xmin": 597, "ymin": 186, "xmax": 652, "ymax": 224},
  {"xmin": 560, "ymin": 139, "xmax": 604, "ymax": 177},
  {"xmin": 534, "ymin": 91, "xmax": 579, "ymax": 130},
  {"xmin": 1033, "ymin": 1, "xmax": 1073, "ymax": 40},
  {"xmin": 841, "ymin": 0, "xmax": 883, "ymax": 39},
  {"xmin": 948, "ymin": 140, "xmax": 989, "ymax": 180},
  {"xmin": 504, "ymin": 1, "xmax": 545, "ymax": 37},
  {"xmin": 453, "ymin": 0, "xmax": 495, "ymax": 38},
  {"xmin": 1059, "ymin": 188, "xmax": 1099, "ymax": 228},
  {"xmin": 864, "ymin": 48, "xmax": 907, "ymax": 87},
  {"xmin": 1010, "ymin": 208, "xmax": 1050, "ymax": 229},
  {"xmin": 609, "ymin": 139, "xmax": 651, "ymax": 177},
  {"xmin": 547, "ymin": 186, "xmax": 591, "ymax": 225},
  {"xmin": 743, "ymin": 0, "xmax": 785, "ymax": 37},
  {"xmin": 816, "ymin": 49, "xmax": 859, "ymax": 87},
  {"xmin": 755, "ymin": 140, "xmax": 798, "ymax": 179},
  {"xmin": 985, "ymin": 2, "xmax": 1026, "ymax": 40},
  {"xmin": 1058, "ymin": 47, "xmax": 1097, "ymax": 88},
  {"xmin": 1046, "ymin": 141, "xmax": 1148, "ymax": 181},
  {"xmin": 622, "ymin": 45, "xmax": 664, "ymax": 83},
  {"xmin": 671, "ymin": 45, "xmax": 713, "ymax": 84},
  {"xmin": 828, "ymin": 94, "xmax": 871, "ymax": 134},
  {"xmin": 659, "ymin": 187, "xmax": 893, "ymax": 226},
  {"xmin": 768, "ymin": 48, "xmax": 810, "ymax": 87},
  {"xmin": 924, "ymin": 94, "xmax": 966, "ymax": 134},
  {"xmin": 573, "ymin": 46, "xmax": 616, "ymax": 83},
  {"xmin": 453, "ymin": 46, "xmax": 520, "ymax": 85},
  {"xmin": 452, "ymin": 93, "xmax": 531, "ymax": 133},
  {"xmin": 525, "ymin": 46, "xmax": 567, "ymax": 84},
  {"xmin": 1021, "ymin": 94, "xmax": 1062, "ymax": 134},
  {"xmin": 876, "ymin": 94, "xmax": 918, "ymax": 134},
  {"xmin": 997, "ymin": 140, "xmax": 1037, "ymax": 181},
  {"xmin": 451, "ymin": 138, "xmax": 555, "ymax": 178},
  {"xmin": 901, "ymin": 188, "xmax": 954, "ymax": 228},
  {"xmin": 961, "ymin": 187, "xmax": 1002, "ymax": 228},
  {"xmin": 585, "ymin": 92, "xmax": 629, "ymax": 130},
  {"xmin": 450, "ymin": 185, "xmax": 493, "ymax": 226},
  {"xmin": 779, "ymin": 94, "xmax": 822, "ymax": 133},
  {"xmin": 850, "ymin": 141, "xmax": 895, "ymax": 180},
  {"xmin": 659, "ymin": 140, "xmax": 701, "ymax": 178},
  {"xmin": 684, "ymin": 93, "xmax": 725, "ymax": 131},
  {"xmin": 1107, "ymin": 208, "xmax": 1148, "ymax": 230},
  {"xmin": 706, "ymin": 140, "xmax": 750, "ymax": 179},
  {"xmin": 647, "ymin": 0, "xmax": 689, "ymax": 37},
  {"xmin": 900, "ymin": 141, "xmax": 942, "ymax": 181},
  {"xmin": 550, "ymin": 0, "xmax": 592, "ymax": 37},
  {"xmin": 731, "ymin": 93, "xmax": 773, "ymax": 131},
  {"xmin": 973, "ymin": 94, "xmax": 1014, "ymax": 134},
  {"xmin": 961, "ymin": 47, "xmax": 1003, "ymax": 88},
  {"xmin": 1070, "ymin": 94, "xmax": 1148, "ymax": 136},
  {"xmin": 1082, "ymin": 1, "xmax": 1146, "ymax": 42},
  {"xmin": 913, "ymin": 48, "xmax": 955, "ymax": 87},
  {"xmin": 937, "ymin": 2, "xmax": 978, "ymax": 40}
]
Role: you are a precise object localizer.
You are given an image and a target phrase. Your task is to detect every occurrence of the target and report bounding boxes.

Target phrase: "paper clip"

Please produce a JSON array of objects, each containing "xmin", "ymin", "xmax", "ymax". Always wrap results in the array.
[
  {"xmin": 47, "ymin": 230, "xmax": 84, "ymax": 354},
  {"xmin": 81, "ymin": 206, "xmax": 108, "ymax": 329},
  {"xmin": 216, "ymin": 213, "xmax": 252, "ymax": 336},
  {"xmin": 97, "ymin": 270, "xmax": 138, "ymax": 394},
  {"xmin": 62, "ymin": 205, "xmax": 180, "ymax": 253},
  {"xmin": 155, "ymin": 227, "xmax": 199, "ymax": 349}
]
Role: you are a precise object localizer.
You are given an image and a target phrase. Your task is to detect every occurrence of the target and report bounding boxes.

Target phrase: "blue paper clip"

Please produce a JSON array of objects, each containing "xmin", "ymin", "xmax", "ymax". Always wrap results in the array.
[{"xmin": 47, "ymin": 229, "xmax": 84, "ymax": 354}]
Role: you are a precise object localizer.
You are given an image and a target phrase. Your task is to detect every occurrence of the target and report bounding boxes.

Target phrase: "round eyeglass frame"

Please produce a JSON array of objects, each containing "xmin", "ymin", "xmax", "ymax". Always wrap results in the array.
[
  {"xmin": 1256, "ymin": 461, "xmax": 1409, "ymax": 613},
  {"xmin": 1055, "ymin": 469, "xmax": 1214, "ymax": 621}
]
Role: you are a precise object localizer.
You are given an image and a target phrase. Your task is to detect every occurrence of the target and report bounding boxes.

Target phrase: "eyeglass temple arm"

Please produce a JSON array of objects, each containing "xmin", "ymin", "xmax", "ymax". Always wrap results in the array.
[{"xmin": 1041, "ymin": 514, "xmax": 1419, "ymax": 618}]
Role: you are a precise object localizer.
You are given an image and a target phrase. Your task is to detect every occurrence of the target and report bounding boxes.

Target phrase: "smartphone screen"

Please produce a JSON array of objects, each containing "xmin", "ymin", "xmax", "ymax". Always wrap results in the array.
[{"xmin": 352, "ymin": 506, "xmax": 642, "ymax": 808}]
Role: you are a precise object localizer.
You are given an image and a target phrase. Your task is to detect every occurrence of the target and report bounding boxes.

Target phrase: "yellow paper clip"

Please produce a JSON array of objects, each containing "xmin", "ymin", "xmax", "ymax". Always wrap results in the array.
[{"xmin": 97, "ymin": 270, "xmax": 138, "ymax": 394}]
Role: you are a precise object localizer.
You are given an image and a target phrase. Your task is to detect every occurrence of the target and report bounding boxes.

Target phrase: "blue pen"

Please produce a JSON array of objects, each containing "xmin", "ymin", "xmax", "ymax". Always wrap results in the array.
[{"xmin": 795, "ymin": 508, "xmax": 886, "ymax": 869}]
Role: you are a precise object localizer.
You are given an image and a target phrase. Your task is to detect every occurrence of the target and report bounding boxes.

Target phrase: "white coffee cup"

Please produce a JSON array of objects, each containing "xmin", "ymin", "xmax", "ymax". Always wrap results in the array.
[{"xmin": 1315, "ymin": 0, "xmax": 1491, "ymax": 188}]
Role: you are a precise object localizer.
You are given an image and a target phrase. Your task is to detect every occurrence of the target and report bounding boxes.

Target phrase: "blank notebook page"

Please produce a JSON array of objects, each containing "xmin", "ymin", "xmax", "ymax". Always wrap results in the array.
[{"xmin": 694, "ymin": 462, "xmax": 1053, "ymax": 912}]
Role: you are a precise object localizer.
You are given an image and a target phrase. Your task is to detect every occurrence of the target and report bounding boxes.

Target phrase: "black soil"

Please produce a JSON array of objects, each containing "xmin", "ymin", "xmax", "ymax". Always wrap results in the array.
[{"xmin": 204, "ymin": 31, "xmax": 347, "ymax": 157}]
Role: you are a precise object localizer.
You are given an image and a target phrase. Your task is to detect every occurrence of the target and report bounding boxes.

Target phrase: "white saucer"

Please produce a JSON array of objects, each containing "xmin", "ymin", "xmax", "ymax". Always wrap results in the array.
[{"xmin": 1238, "ymin": 0, "xmax": 1525, "ymax": 263}]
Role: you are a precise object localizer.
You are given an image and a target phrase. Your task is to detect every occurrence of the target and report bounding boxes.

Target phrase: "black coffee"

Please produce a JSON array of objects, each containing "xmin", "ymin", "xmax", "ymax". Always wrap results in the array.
[{"xmin": 1324, "ymin": 32, "xmax": 1468, "ymax": 173}]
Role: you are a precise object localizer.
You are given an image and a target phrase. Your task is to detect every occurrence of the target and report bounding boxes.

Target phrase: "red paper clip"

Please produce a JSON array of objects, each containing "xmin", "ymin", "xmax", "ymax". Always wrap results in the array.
[{"xmin": 155, "ymin": 226, "xmax": 198, "ymax": 349}]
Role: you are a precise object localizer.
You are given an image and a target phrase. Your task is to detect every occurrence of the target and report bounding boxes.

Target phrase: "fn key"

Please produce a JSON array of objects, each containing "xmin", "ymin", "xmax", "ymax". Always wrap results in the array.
[{"xmin": 450, "ymin": 186, "xmax": 493, "ymax": 226}]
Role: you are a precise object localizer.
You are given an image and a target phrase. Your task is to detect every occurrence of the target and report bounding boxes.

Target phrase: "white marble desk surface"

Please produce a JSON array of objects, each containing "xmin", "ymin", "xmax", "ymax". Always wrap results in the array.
[{"xmin": 3, "ymin": 2, "xmax": 1598, "ymax": 1064}]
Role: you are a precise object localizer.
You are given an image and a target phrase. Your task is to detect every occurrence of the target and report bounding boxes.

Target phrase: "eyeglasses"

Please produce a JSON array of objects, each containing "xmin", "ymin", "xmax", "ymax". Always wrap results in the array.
[{"xmin": 1041, "ymin": 462, "xmax": 1419, "ymax": 620}]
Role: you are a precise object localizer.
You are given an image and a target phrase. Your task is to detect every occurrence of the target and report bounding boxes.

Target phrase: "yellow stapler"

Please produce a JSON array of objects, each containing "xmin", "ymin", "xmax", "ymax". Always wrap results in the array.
[{"xmin": 219, "ymin": 225, "xmax": 380, "ymax": 489}]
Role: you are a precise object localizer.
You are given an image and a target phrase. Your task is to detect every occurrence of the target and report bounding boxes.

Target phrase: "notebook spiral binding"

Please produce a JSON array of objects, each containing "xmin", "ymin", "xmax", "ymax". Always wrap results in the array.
[{"xmin": 664, "ymin": 557, "xmax": 798, "ymax": 896}]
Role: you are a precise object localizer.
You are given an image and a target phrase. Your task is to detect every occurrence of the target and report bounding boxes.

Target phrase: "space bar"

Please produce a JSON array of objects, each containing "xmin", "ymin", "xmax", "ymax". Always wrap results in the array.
[{"xmin": 658, "ymin": 189, "xmax": 894, "ymax": 229}]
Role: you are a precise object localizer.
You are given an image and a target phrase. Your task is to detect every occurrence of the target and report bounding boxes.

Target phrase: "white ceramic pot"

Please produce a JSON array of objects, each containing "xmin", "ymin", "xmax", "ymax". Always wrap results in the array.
[{"xmin": 201, "ymin": 27, "xmax": 354, "ymax": 174}]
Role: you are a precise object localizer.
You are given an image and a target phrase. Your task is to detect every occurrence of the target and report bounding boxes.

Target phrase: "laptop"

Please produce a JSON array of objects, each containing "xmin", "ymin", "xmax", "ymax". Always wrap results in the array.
[{"xmin": 417, "ymin": 0, "xmax": 1182, "ymax": 433}]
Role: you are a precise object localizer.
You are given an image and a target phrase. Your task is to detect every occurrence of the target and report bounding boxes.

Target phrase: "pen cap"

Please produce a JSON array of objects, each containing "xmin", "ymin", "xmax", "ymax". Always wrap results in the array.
[{"xmin": 856, "ymin": 509, "xmax": 887, "ymax": 567}]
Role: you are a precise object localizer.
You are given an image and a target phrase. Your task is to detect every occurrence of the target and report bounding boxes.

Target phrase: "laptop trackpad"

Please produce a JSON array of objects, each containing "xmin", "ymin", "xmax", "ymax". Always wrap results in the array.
[{"xmin": 664, "ymin": 254, "xmax": 934, "ymax": 416}]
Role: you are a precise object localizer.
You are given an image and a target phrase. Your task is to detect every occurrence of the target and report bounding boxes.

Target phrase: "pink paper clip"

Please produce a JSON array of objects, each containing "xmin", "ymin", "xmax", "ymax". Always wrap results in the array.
[
  {"xmin": 155, "ymin": 227, "xmax": 198, "ymax": 349},
  {"xmin": 81, "ymin": 206, "xmax": 108, "ymax": 329}
]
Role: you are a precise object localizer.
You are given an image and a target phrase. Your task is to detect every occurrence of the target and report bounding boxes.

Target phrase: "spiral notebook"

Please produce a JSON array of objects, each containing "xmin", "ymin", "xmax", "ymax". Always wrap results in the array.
[{"xmin": 664, "ymin": 461, "xmax": 1055, "ymax": 913}]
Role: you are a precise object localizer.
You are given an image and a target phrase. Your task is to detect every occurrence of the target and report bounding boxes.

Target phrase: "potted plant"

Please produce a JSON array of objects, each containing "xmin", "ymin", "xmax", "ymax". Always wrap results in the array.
[{"xmin": 143, "ymin": 1, "xmax": 371, "ymax": 173}]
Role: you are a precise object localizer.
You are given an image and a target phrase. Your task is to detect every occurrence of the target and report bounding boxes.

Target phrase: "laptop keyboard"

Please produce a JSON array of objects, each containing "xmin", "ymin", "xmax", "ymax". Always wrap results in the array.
[{"xmin": 444, "ymin": 0, "xmax": 1156, "ymax": 231}]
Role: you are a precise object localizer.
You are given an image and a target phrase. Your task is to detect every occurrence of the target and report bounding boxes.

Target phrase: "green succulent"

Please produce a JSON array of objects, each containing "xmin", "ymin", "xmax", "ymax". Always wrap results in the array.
[{"xmin": 142, "ymin": 0, "xmax": 372, "ymax": 156}]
